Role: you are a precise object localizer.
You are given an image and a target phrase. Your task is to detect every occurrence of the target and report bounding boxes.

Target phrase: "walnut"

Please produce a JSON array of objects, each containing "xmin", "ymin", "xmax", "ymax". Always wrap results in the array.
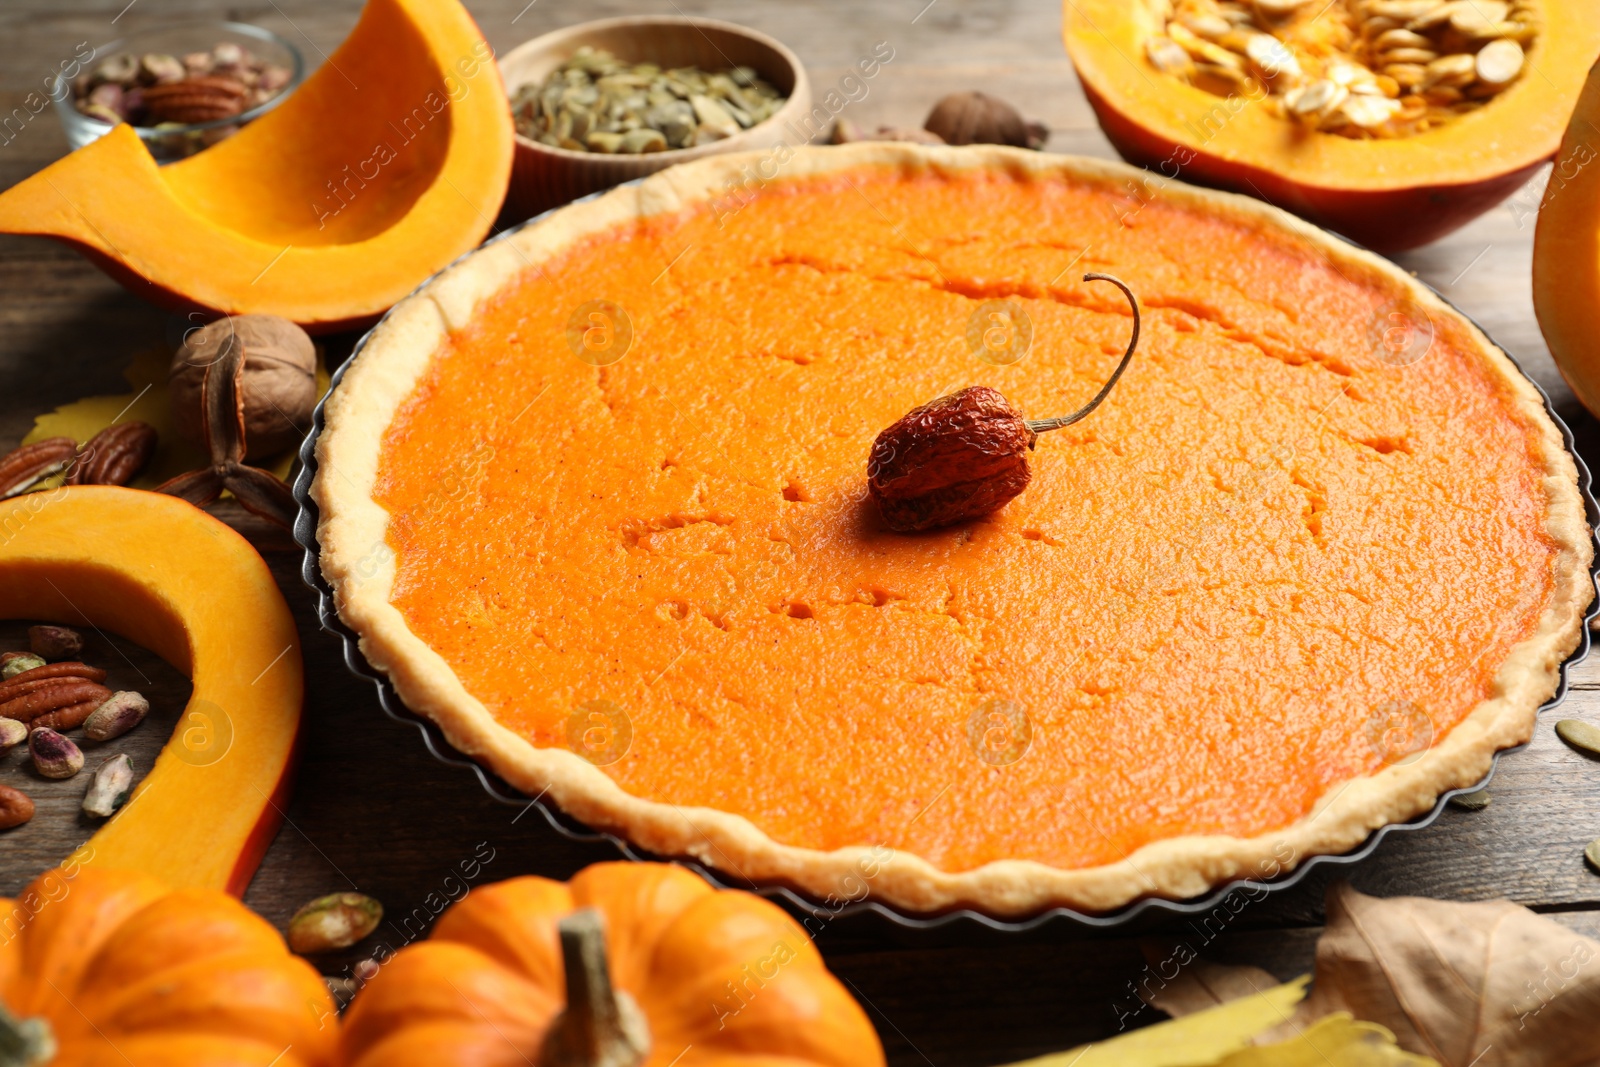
[
  {"xmin": 169, "ymin": 314, "xmax": 315, "ymax": 460},
  {"xmin": 923, "ymin": 91, "xmax": 1047, "ymax": 149}
]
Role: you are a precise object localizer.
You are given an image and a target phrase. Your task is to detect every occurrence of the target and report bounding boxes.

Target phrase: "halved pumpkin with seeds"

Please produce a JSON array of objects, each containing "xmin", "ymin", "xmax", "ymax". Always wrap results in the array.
[{"xmin": 1065, "ymin": 0, "xmax": 1600, "ymax": 250}]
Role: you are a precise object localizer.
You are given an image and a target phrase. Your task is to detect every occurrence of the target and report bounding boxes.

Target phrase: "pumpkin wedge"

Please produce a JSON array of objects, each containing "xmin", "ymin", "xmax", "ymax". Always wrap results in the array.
[
  {"xmin": 1064, "ymin": 0, "xmax": 1600, "ymax": 251},
  {"xmin": 1534, "ymin": 55, "xmax": 1600, "ymax": 416},
  {"xmin": 0, "ymin": 487, "xmax": 302, "ymax": 894},
  {"xmin": 0, "ymin": 0, "xmax": 512, "ymax": 333}
]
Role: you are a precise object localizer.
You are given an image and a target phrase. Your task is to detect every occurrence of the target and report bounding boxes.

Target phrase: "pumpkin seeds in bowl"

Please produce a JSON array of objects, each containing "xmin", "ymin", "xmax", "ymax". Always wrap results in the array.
[{"xmin": 511, "ymin": 46, "xmax": 788, "ymax": 154}]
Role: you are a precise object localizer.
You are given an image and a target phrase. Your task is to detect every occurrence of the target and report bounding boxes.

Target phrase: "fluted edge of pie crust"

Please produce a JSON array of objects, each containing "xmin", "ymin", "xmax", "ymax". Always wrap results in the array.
[{"xmin": 313, "ymin": 143, "xmax": 1594, "ymax": 917}]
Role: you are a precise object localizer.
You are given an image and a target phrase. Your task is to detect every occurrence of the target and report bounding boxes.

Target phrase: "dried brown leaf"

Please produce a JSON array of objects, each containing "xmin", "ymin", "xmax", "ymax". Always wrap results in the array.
[
  {"xmin": 1141, "ymin": 950, "xmax": 1284, "ymax": 1021},
  {"xmin": 1297, "ymin": 883, "xmax": 1600, "ymax": 1067}
]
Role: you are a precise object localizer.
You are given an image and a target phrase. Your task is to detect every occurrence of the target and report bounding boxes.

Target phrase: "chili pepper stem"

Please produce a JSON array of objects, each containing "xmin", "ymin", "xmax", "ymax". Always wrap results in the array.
[{"xmin": 1023, "ymin": 272, "xmax": 1141, "ymax": 437}]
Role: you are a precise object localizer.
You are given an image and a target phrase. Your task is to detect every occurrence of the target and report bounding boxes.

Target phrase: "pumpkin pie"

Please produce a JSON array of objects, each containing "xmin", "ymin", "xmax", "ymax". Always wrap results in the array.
[{"xmin": 313, "ymin": 144, "xmax": 1592, "ymax": 916}]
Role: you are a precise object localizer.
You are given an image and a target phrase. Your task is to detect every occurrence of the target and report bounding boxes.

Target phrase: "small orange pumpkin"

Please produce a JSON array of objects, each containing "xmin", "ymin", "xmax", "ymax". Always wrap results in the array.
[
  {"xmin": 339, "ymin": 862, "xmax": 884, "ymax": 1067},
  {"xmin": 0, "ymin": 863, "xmax": 337, "ymax": 1066}
]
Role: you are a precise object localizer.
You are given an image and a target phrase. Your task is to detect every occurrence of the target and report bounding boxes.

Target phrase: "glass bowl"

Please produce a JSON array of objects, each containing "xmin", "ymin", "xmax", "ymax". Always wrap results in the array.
[{"xmin": 49, "ymin": 21, "xmax": 305, "ymax": 163}]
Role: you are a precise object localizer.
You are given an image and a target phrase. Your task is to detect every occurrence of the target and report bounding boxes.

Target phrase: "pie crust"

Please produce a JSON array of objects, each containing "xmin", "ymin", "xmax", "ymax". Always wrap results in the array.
[{"xmin": 313, "ymin": 143, "xmax": 1593, "ymax": 916}]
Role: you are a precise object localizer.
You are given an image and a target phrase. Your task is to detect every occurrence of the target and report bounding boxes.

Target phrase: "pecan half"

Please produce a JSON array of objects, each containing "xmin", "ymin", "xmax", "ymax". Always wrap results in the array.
[
  {"xmin": 142, "ymin": 75, "xmax": 248, "ymax": 124},
  {"xmin": 0, "ymin": 437, "xmax": 76, "ymax": 498},
  {"xmin": 32, "ymin": 700, "xmax": 103, "ymax": 732},
  {"xmin": 0, "ymin": 680, "xmax": 111, "ymax": 723},
  {"xmin": 0, "ymin": 661, "xmax": 108, "ymax": 700},
  {"xmin": 68, "ymin": 421, "xmax": 158, "ymax": 486}
]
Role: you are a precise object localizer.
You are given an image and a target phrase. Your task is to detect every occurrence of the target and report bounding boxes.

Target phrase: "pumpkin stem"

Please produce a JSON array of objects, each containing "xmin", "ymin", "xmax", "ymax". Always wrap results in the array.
[
  {"xmin": 0, "ymin": 1004, "xmax": 54, "ymax": 1067},
  {"xmin": 1024, "ymin": 272, "xmax": 1141, "ymax": 436},
  {"xmin": 539, "ymin": 908, "xmax": 650, "ymax": 1067}
]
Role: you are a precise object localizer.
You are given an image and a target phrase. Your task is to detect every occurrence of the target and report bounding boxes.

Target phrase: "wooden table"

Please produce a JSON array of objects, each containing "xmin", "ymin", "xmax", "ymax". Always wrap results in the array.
[{"xmin": 2, "ymin": 2, "xmax": 1597, "ymax": 1062}]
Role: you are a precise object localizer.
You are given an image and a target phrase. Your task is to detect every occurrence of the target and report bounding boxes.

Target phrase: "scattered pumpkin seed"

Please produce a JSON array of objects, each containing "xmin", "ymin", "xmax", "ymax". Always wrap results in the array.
[
  {"xmin": 510, "ymin": 46, "xmax": 787, "ymax": 155},
  {"xmin": 288, "ymin": 892, "xmax": 384, "ymax": 954},
  {"xmin": 1587, "ymin": 839, "xmax": 1600, "ymax": 875},
  {"xmin": 1555, "ymin": 718, "xmax": 1600, "ymax": 759},
  {"xmin": 1448, "ymin": 788, "xmax": 1491, "ymax": 811}
]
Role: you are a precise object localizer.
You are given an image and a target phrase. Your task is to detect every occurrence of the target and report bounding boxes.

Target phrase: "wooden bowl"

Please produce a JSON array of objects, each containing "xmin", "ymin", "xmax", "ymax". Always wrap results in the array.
[{"xmin": 498, "ymin": 16, "xmax": 814, "ymax": 221}]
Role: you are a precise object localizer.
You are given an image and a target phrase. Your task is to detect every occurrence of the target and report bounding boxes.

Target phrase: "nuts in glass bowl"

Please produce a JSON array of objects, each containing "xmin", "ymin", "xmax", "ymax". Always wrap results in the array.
[{"xmin": 72, "ymin": 41, "xmax": 292, "ymax": 129}]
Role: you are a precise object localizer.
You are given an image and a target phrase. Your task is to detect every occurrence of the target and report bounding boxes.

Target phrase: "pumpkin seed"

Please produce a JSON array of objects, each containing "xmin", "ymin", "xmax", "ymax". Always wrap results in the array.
[
  {"xmin": 1384, "ymin": 47, "xmax": 1441, "ymax": 65},
  {"xmin": 1587, "ymin": 839, "xmax": 1600, "ymax": 875},
  {"xmin": 1475, "ymin": 37, "xmax": 1525, "ymax": 85},
  {"xmin": 1422, "ymin": 52, "xmax": 1478, "ymax": 88},
  {"xmin": 1341, "ymin": 94, "xmax": 1403, "ymax": 127},
  {"xmin": 1406, "ymin": 2, "xmax": 1460, "ymax": 30},
  {"xmin": 1288, "ymin": 79, "xmax": 1347, "ymax": 118},
  {"xmin": 1449, "ymin": 0, "xmax": 1510, "ymax": 33},
  {"xmin": 1147, "ymin": 36, "xmax": 1196, "ymax": 75},
  {"xmin": 1448, "ymin": 789, "xmax": 1491, "ymax": 811},
  {"xmin": 1246, "ymin": 34, "xmax": 1301, "ymax": 79},
  {"xmin": 1184, "ymin": 13, "xmax": 1235, "ymax": 39},
  {"xmin": 1254, "ymin": 0, "xmax": 1313, "ymax": 15},
  {"xmin": 1555, "ymin": 718, "xmax": 1600, "ymax": 758},
  {"xmin": 1373, "ymin": 28, "xmax": 1433, "ymax": 50},
  {"xmin": 1372, "ymin": 0, "xmax": 1442, "ymax": 20},
  {"xmin": 510, "ymin": 45, "xmax": 787, "ymax": 155},
  {"xmin": 1385, "ymin": 63, "xmax": 1430, "ymax": 88}
]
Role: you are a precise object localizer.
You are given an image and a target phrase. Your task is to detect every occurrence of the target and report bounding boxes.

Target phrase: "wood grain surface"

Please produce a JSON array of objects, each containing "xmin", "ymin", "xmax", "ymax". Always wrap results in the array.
[{"xmin": 2, "ymin": 2, "xmax": 1599, "ymax": 1063}]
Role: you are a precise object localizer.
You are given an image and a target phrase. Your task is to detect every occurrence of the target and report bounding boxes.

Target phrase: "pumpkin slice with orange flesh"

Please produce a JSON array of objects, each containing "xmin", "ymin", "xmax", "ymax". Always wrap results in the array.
[
  {"xmin": 0, "ymin": 486, "xmax": 302, "ymax": 894},
  {"xmin": 0, "ymin": 0, "xmax": 512, "ymax": 334},
  {"xmin": 1534, "ymin": 55, "xmax": 1600, "ymax": 417},
  {"xmin": 1064, "ymin": 0, "xmax": 1600, "ymax": 252}
]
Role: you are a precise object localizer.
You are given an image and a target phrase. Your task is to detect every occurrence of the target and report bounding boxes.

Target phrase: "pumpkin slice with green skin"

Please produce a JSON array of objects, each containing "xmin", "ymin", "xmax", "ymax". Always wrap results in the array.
[
  {"xmin": 0, "ymin": 0, "xmax": 513, "ymax": 334},
  {"xmin": 0, "ymin": 486, "xmax": 303, "ymax": 895},
  {"xmin": 1534, "ymin": 55, "xmax": 1600, "ymax": 417},
  {"xmin": 1063, "ymin": 0, "xmax": 1600, "ymax": 252}
]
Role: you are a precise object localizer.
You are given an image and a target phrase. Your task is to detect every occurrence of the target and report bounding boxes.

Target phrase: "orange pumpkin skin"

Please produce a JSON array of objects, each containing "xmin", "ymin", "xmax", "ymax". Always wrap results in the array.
[
  {"xmin": 0, "ymin": 865, "xmax": 337, "ymax": 1067},
  {"xmin": 1063, "ymin": 0, "xmax": 1600, "ymax": 252},
  {"xmin": 339, "ymin": 863, "xmax": 885, "ymax": 1067},
  {"xmin": 1533, "ymin": 55, "xmax": 1600, "ymax": 417}
]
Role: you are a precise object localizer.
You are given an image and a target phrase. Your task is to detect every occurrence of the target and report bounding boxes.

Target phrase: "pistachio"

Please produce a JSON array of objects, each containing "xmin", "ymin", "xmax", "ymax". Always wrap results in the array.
[
  {"xmin": 28, "ymin": 625, "xmax": 83, "ymax": 662},
  {"xmin": 82, "ymin": 754, "xmax": 136, "ymax": 818},
  {"xmin": 288, "ymin": 892, "xmax": 384, "ymax": 954},
  {"xmin": 139, "ymin": 53, "xmax": 186, "ymax": 85},
  {"xmin": 1448, "ymin": 789, "xmax": 1491, "ymax": 811},
  {"xmin": 83, "ymin": 691, "xmax": 151, "ymax": 742},
  {"xmin": 1555, "ymin": 718, "xmax": 1600, "ymax": 758},
  {"xmin": 0, "ymin": 785, "xmax": 34, "ymax": 830},
  {"xmin": 29, "ymin": 727, "xmax": 83, "ymax": 779},
  {"xmin": 0, "ymin": 719, "xmax": 26, "ymax": 751},
  {"xmin": 1588, "ymin": 839, "xmax": 1600, "ymax": 876},
  {"xmin": 0, "ymin": 653, "xmax": 45, "ymax": 679}
]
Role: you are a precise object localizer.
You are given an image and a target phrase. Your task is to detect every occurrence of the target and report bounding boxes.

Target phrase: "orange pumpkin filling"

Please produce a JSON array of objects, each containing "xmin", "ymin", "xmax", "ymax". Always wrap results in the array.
[{"xmin": 375, "ymin": 165, "xmax": 1556, "ymax": 873}]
